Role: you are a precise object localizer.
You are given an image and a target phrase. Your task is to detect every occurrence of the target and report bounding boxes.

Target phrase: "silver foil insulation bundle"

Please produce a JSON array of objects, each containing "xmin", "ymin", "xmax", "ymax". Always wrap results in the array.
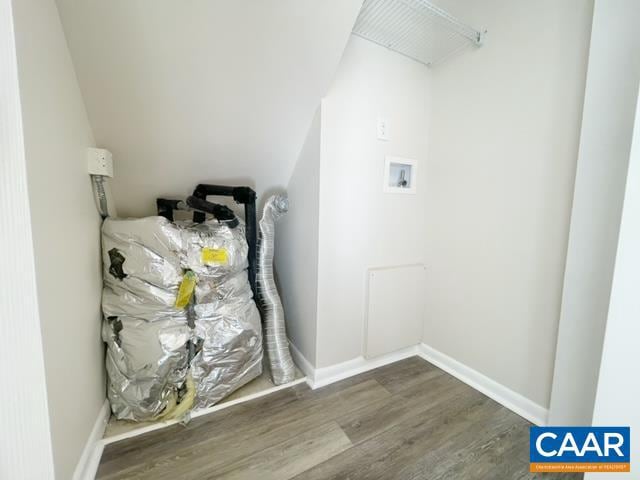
[{"xmin": 101, "ymin": 216, "xmax": 262, "ymax": 421}]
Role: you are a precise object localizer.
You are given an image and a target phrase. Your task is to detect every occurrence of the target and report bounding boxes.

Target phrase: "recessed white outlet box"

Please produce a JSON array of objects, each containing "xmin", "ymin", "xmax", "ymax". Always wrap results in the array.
[
  {"xmin": 383, "ymin": 156, "xmax": 418, "ymax": 194},
  {"xmin": 87, "ymin": 148, "xmax": 113, "ymax": 177},
  {"xmin": 377, "ymin": 117, "xmax": 389, "ymax": 141}
]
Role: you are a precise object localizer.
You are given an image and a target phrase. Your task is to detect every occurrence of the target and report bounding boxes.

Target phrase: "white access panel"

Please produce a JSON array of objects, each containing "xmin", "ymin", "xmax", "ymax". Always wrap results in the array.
[{"xmin": 365, "ymin": 264, "xmax": 426, "ymax": 359}]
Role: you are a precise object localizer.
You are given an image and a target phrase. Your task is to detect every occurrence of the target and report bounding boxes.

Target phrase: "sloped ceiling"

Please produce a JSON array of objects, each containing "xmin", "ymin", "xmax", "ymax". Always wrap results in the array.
[{"xmin": 56, "ymin": 0, "xmax": 363, "ymax": 216}]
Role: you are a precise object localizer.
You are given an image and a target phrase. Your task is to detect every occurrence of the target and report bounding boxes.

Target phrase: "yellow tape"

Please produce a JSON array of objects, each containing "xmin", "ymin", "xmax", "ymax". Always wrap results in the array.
[
  {"xmin": 202, "ymin": 247, "xmax": 228, "ymax": 265},
  {"xmin": 175, "ymin": 270, "xmax": 196, "ymax": 309}
]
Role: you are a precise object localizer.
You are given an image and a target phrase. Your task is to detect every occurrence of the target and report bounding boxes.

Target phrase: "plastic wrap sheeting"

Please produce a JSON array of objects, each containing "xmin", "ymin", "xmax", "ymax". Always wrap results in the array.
[
  {"xmin": 181, "ymin": 221, "xmax": 262, "ymax": 408},
  {"xmin": 195, "ymin": 271, "xmax": 253, "ymax": 304},
  {"xmin": 102, "ymin": 280, "xmax": 180, "ymax": 321},
  {"xmin": 180, "ymin": 221, "xmax": 248, "ymax": 277},
  {"xmin": 190, "ymin": 296, "xmax": 262, "ymax": 408},
  {"xmin": 102, "ymin": 217, "xmax": 262, "ymax": 420},
  {"xmin": 102, "ymin": 216, "xmax": 183, "ymax": 287},
  {"xmin": 102, "ymin": 216, "xmax": 185, "ymax": 321},
  {"xmin": 102, "ymin": 217, "xmax": 188, "ymax": 420},
  {"xmin": 102, "ymin": 315, "xmax": 190, "ymax": 420}
]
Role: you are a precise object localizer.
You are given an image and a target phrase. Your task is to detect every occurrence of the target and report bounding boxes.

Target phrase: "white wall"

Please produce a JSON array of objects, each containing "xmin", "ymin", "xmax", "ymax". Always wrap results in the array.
[
  {"xmin": 276, "ymin": 108, "xmax": 321, "ymax": 365},
  {"xmin": 316, "ymin": 36, "xmax": 431, "ymax": 367},
  {"xmin": 425, "ymin": 0, "xmax": 593, "ymax": 409},
  {"xmin": 549, "ymin": 0, "xmax": 640, "ymax": 426},
  {"xmin": 55, "ymin": 0, "xmax": 363, "ymax": 217},
  {"xmin": 0, "ymin": 1, "xmax": 55, "ymax": 477},
  {"xmin": 12, "ymin": 0, "xmax": 105, "ymax": 478},
  {"xmin": 587, "ymin": 87, "xmax": 640, "ymax": 480}
]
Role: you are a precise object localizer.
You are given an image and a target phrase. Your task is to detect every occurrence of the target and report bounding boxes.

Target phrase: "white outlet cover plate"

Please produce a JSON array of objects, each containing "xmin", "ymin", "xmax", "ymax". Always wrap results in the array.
[{"xmin": 377, "ymin": 117, "xmax": 389, "ymax": 141}]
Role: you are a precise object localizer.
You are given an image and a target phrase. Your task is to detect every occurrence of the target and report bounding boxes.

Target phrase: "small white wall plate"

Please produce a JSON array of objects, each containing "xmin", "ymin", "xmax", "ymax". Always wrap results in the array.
[{"xmin": 87, "ymin": 148, "xmax": 113, "ymax": 177}]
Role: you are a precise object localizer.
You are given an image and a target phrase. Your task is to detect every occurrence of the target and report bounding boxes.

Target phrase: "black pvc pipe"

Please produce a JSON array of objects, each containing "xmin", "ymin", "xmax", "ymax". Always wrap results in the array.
[{"xmin": 185, "ymin": 196, "xmax": 239, "ymax": 228}]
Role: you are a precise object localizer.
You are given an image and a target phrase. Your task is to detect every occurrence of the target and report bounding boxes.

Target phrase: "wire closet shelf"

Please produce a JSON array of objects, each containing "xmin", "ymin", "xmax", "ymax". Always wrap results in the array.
[{"xmin": 352, "ymin": 0, "xmax": 485, "ymax": 67}]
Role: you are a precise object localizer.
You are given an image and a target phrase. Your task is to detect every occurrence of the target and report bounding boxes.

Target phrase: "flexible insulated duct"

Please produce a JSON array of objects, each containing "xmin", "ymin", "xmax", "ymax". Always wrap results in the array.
[{"xmin": 257, "ymin": 194, "xmax": 295, "ymax": 385}]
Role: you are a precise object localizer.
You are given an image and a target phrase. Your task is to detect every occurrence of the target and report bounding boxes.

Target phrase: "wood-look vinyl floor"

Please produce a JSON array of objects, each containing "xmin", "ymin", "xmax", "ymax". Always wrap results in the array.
[{"xmin": 97, "ymin": 357, "xmax": 580, "ymax": 480}]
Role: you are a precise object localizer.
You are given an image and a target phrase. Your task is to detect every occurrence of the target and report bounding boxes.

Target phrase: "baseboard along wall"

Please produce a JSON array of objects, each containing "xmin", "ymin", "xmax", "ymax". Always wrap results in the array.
[
  {"xmin": 81, "ymin": 340, "xmax": 547, "ymax": 478},
  {"xmin": 72, "ymin": 400, "xmax": 110, "ymax": 480},
  {"xmin": 290, "ymin": 340, "xmax": 548, "ymax": 426}
]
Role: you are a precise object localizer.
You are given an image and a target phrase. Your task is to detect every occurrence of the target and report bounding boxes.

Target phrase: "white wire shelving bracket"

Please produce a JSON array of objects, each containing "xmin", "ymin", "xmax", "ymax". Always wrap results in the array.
[{"xmin": 352, "ymin": 0, "xmax": 486, "ymax": 67}]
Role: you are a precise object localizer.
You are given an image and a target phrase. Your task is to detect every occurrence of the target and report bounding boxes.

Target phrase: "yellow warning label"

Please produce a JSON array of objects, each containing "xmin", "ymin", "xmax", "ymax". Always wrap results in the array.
[
  {"xmin": 175, "ymin": 271, "xmax": 197, "ymax": 309},
  {"xmin": 201, "ymin": 247, "xmax": 228, "ymax": 265}
]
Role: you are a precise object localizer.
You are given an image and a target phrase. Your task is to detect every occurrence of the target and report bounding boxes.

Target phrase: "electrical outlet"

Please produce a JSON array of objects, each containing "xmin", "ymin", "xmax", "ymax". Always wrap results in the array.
[{"xmin": 377, "ymin": 117, "xmax": 389, "ymax": 141}]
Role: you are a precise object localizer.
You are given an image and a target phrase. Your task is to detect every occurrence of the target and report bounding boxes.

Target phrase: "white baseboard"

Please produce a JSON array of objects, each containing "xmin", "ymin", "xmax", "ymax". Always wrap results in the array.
[
  {"xmin": 417, "ymin": 343, "xmax": 548, "ymax": 426},
  {"xmin": 288, "ymin": 340, "xmax": 315, "ymax": 387},
  {"xmin": 87, "ymin": 342, "xmax": 546, "ymax": 472},
  {"xmin": 102, "ymin": 376, "xmax": 307, "ymax": 445},
  {"xmin": 73, "ymin": 399, "xmax": 110, "ymax": 480},
  {"xmin": 309, "ymin": 345, "xmax": 421, "ymax": 389},
  {"xmin": 287, "ymin": 340, "xmax": 547, "ymax": 426}
]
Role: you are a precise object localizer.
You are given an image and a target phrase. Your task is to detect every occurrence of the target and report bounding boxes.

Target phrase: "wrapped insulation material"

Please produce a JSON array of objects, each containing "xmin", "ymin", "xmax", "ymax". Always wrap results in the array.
[
  {"xmin": 102, "ymin": 217, "xmax": 183, "ymax": 286},
  {"xmin": 181, "ymin": 221, "xmax": 262, "ymax": 408},
  {"xmin": 190, "ymin": 295, "xmax": 262, "ymax": 408},
  {"xmin": 180, "ymin": 220, "xmax": 249, "ymax": 277},
  {"xmin": 102, "ymin": 217, "xmax": 185, "ymax": 321},
  {"xmin": 103, "ymin": 315, "xmax": 190, "ymax": 420},
  {"xmin": 101, "ymin": 216, "xmax": 262, "ymax": 420},
  {"xmin": 102, "ymin": 280, "xmax": 180, "ymax": 321},
  {"xmin": 195, "ymin": 271, "xmax": 252, "ymax": 304},
  {"xmin": 101, "ymin": 217, "xmax": 190, "ymax": 421}
]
